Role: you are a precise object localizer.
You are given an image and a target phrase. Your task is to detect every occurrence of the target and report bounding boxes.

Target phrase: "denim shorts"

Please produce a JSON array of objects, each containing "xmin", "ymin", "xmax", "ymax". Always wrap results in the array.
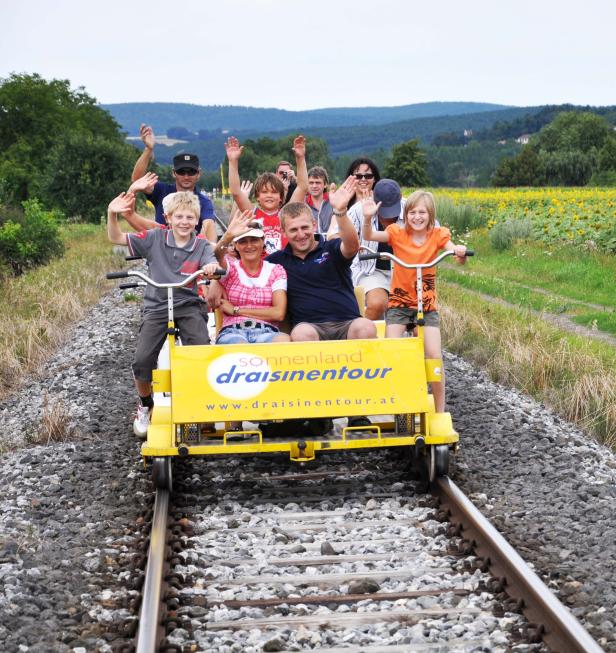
[{"xmin": 216, "ymin": 324, "xmax": 280, "ymax": 344}]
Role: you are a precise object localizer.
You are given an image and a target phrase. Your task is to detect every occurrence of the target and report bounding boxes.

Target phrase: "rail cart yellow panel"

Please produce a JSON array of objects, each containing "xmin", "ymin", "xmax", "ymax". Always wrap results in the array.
[{"xmin": 169, "ymin": 338, "xmax": 430, "ymax": 423}]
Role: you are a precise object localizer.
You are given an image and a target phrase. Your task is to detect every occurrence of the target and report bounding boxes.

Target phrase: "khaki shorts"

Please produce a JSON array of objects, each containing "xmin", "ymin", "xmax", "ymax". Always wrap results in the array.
[
  {"xmin": 386, "ymin": 307, "xmax": 440, "ymax": 329},
  {"xmin": 357, "ymin": 268, "xmax": 391, "ymax": 293},
  {"xmin": 294, "ymin": 319, "xmax": 357, "ymax": 341}
]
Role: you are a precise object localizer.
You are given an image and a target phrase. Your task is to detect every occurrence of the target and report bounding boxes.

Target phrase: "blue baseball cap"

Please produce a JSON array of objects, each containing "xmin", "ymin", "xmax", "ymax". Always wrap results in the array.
[{"xmin": 373, "ymin": 179, "xmax": 401, "ymax": 219}]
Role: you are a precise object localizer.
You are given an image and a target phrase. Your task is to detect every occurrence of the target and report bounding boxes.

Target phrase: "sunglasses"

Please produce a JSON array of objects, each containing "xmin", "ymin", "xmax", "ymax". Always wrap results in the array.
[
  {"xmin": 175, "ymin": 169, "xmax": 198, "ymax": 176},
  {"xmin": 354, "ymin": 173, "xmax": 375, "ymax": 180}
]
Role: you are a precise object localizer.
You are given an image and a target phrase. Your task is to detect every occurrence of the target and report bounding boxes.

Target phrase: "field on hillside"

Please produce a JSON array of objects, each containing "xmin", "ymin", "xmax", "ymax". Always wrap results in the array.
[{"xmin": 436, "ymin": 187, "xmax": 616, "ymax": 253}]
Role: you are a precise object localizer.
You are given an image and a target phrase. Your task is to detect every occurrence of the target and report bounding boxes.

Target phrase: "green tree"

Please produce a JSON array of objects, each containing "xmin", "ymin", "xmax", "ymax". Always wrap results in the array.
[
  {"xmin": 538, "ymin": 112, "xmax": 610, "ymax": 153},
  {"xmin": 384, "ymin": 139, "xmax": 429, "ymax": 186},
  {"xmin": 40, "ymin": 133, "xmax": 136, "ymax": 223},
  {"xmin": 0, "ymin": 72, "xmax": 132, "ymax": 207},
  {"xmin": 492, "ymin": 146, "xmax": 545, "ymax": 186},
  {"xmin": 598, "ymin": 136, "xmax": 616, "ymax": 171},
  {"xmin": 493, "ymin": 111, "xmax": 614, "ymax": 187}
]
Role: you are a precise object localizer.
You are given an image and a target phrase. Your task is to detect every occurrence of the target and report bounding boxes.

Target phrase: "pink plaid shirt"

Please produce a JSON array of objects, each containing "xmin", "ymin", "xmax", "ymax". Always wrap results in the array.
[{"xmin": 220, "ymin": 256, "xmax": 287, "ymax": 329}]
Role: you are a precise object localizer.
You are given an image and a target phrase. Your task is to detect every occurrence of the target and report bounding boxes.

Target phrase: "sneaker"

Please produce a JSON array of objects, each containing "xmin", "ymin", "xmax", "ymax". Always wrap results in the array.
[{"xmin": 133, "ymin": 405, "xmax": 151, "ymax": 438}]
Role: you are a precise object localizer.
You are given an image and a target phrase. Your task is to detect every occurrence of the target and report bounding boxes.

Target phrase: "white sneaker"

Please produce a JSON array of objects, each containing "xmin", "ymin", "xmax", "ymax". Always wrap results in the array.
[{"xmin": 133, "ymin": 404, "xmax": 151, "ymax": 438}]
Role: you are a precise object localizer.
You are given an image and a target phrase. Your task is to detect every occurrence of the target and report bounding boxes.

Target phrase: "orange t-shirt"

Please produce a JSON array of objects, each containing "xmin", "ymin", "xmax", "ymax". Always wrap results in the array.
[{"xmin": 385, "ymin": 225, "xmax": 451, "ymax": 311}]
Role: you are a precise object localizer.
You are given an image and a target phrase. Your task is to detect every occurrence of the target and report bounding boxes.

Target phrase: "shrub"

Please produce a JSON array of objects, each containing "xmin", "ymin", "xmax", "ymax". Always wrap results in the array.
[
  {"xmin": 489, "ymin": 218, "xmax": 533, "ymax": 251},
  {"xmin": 434, "ymin": 196, "xmax": 485, "ymax": 237},
  {"xmin": 0, "ymin": 199, "xmax": 65, "ymax": 274}
]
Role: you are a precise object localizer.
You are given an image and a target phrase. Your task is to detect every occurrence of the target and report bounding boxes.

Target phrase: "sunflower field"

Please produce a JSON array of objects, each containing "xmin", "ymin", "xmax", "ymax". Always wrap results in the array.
[{"xmin": 435, "ymin": 187, "xmax": 616, "ymax": 253}]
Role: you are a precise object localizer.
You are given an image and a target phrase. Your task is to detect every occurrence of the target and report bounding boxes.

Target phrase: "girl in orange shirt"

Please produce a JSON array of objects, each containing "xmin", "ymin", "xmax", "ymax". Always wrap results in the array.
[{"xmin": 362, "ymin": 190, "xmax": 467, "ymax": 412}]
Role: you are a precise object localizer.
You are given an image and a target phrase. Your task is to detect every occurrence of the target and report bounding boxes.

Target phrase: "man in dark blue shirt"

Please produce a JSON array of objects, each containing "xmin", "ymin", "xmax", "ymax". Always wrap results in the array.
[
  {"xmin": 129, "ymin": 124, "xmax": 216, "ymax": 241},
  {"xmin": 267, "ymin": 176, "xmax": 376, "ymax": 429},
  {"xmin": 267, "ymin": 176, "xmax": 376, "ymax": 342}
]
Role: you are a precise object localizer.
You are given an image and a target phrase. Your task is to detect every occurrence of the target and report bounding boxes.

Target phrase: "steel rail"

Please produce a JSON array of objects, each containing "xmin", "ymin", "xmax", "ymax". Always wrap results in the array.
[
  {"xmin": 136, "ymin": 488, "xmax": 169, "ymax": 653},
  {"xmin": 435, "ymin": 477, "xmax": 604, "ymax": 653}
]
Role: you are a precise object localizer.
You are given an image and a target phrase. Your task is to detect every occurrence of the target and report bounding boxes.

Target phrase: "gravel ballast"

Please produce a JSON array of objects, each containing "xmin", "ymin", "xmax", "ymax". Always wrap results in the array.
[{"xmin": 0, "ymin": 288, "xmax": 614, "ymax": 651}]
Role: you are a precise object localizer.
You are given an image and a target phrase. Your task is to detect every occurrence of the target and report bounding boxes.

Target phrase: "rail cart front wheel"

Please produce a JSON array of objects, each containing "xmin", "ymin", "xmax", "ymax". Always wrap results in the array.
[
  {"xmin": 152, "ymin": 457, "xmax": 173, "ymax": 491},
  {"xmin": 433, "ymin": 445, "xmax": 449, "ymax": 479}
]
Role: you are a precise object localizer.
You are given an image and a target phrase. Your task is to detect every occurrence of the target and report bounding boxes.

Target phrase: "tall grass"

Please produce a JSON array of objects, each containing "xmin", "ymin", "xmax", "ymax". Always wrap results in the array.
[
  {"xmin": 434, "ymin": 196, "xmax": 485, "ymax": 237},
  {"xmin": 440, "ymin": 283, "xmax": 616, "ymax": 448},
  {"xmin": 0, "ymin": 224, "xmax": 124, "ymax": 398}
]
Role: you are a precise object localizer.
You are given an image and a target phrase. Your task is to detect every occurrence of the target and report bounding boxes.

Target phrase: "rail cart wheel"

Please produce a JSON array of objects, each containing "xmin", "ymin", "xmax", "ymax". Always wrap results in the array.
[
  {"xmin": 413, "ymin": 446, "xmax": 431, "ymax": 491},
  {"xmin": 433, "ymin": 445, "xmax": 449, "ymax": 478},
  {"xmin": 152, "ymin": 457, "xmax": 173, "ymax": 491}
]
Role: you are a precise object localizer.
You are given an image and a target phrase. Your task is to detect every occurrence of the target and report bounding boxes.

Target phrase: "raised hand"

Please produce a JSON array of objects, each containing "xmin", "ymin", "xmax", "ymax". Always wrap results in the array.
[
  {"xmin": 224, "ymin": 136, "xmax": 244, "ymax": 161},
  {"xmin": 140, "ymin": 124, "xmax": 155, "ymax": 150},
  {"xmin": 129, "ymin": 171, "xmax": 158, "ymax": 195},
  {"xmin": 108, "ymin": 192, "xmax": 136, "ymax": 215},
  {"xmin": 292, "ymin": 135, "xmax": 306, "ymax": 159},
  {"xmin": 361, "ymin": 194, "xmax": 381, "ymax": 219},
  {"xmin": 329, "ymin": 182, "xmax": 337, "ymax": 194},
  {"xmin": 329, "ymin": 176, "xmax": 358, "ymax": 212},
  {"xmin": 226, "ymin": 207, "xmax": 254, "ymax": 239},
  {"xmin": 240, "ymin": 179, "xmax": 253, "ymax": 197}
]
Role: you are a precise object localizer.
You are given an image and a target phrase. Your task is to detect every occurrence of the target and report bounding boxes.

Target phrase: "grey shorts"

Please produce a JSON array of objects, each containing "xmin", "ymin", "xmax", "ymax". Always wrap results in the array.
[
  {"xmin": 385, "ymin": 307, "xmax": 440, "ymax": 329},
  {"xmin": 295, "ymin": 319, "xmax": 357, "ymax": 341},
  {"xmin": 132, "ymin": 304, "xmax": 210, "ymax": 382}
]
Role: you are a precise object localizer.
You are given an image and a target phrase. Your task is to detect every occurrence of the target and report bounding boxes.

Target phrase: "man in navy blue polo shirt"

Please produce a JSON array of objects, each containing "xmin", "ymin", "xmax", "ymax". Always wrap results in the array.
[
  {"xmin": 267, "ymin": 175, "xmax": 376, "ymax": 342},
  {"xmin": 267, "ymin": 176, "xmax": 376, "ymax": 429},
  {"xmin": 129, "ymin": 123, "xmax": 216, "ymax": 241}
]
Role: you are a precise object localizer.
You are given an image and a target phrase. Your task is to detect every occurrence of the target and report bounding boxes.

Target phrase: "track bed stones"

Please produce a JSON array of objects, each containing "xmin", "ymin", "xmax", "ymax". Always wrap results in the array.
[{"xmin": 161, "ymin": 453, "xmax": 548, "ymax": 652}]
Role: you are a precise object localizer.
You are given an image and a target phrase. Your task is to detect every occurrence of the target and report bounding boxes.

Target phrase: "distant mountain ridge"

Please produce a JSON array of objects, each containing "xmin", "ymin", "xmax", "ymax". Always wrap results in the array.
[
  {"xmin": 101, "ymin": 101, "xmax": 513, "ymax": 135},
  {"xmin": 114, "ymin": 104, "xmax": 542, "ymax": 169}
]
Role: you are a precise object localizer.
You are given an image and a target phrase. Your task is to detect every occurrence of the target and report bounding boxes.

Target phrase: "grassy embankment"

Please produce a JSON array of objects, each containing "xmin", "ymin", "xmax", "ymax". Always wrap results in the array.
[
  {"xmin": 438, "ymin": 231, "xmax": 616, "ymax": 447},
  {"xmin": 0, "ymin": 224, "xmax": 125, "ymax": 400}
]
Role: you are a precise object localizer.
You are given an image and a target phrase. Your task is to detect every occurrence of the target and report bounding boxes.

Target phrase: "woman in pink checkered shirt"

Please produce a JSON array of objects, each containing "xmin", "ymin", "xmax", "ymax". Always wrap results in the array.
[{"xmin": 213, "ymin": 210, "xmax": 291, "ymax": 345}]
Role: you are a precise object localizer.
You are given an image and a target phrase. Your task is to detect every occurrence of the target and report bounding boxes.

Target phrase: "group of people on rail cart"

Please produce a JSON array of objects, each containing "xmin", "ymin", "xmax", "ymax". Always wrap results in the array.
[{"xmin": 106, "ymin": 124, "xmax": 468, "ymax": 437}]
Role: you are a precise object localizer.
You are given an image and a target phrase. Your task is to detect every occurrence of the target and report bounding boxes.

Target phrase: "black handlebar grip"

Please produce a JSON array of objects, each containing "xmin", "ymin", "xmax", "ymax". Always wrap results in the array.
[
  {"xmin": 358, "ymin": 253, "xmax": 379, "ymax": 261},
  {"xmin": 214, "ymin": 268, "xmax": 226, "ymax": 276},
  {"xmin": 465, "ymin": 249, "xmax": 475, "ymax": 257},
  {"xmin": 118, "ymin": 283, "xmax": 141, "ymax": 289},
  {"xmin": 106, "ymin": 271, "xmax": 129, "ymax": 279},
  {"xmin": 125, "ymin": 255, "xmax": 143, "ymax": 261}
]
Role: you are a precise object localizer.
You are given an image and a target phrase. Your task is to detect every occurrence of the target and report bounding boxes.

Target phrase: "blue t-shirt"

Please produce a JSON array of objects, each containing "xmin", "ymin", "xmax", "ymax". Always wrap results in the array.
[
  {"xmin": 146, "ymin": 182, "xmax": 215, "ymax": 233},
  {"xmin": 267, "ymin": 236, "xmax": 360, "ymax": 326}
]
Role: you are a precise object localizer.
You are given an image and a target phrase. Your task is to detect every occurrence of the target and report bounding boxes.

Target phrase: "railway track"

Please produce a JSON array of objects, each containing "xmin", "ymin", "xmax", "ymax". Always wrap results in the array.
[{"xmin": 132, "ymin": 451, "xmax": 604, "ymax": 653}]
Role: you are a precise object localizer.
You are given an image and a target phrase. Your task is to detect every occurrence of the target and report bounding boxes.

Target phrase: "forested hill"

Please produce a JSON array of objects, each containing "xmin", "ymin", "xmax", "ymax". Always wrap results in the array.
[
  {"xmin": 130, "ymin": 104, "xmax": 542, "ymax": 169},
  {"xmin": 251, "ymin": 106, "xmax": 544, "ymax": 157},
  {"xmin": 101, "ymin": 101, "xmax": 512, "ymax": 135}
]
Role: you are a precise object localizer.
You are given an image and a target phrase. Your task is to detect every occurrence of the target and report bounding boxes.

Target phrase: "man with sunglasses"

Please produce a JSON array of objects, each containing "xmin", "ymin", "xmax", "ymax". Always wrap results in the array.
[{"xmin": 129, "ymin": 123, "xmax": 216, "ymax": 241}]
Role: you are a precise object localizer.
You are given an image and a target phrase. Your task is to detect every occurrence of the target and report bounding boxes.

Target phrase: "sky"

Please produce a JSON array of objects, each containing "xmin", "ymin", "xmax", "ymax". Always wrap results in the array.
[{"xmin": 1, "ymin": 0, "xmax": 614, "ymax": 111}]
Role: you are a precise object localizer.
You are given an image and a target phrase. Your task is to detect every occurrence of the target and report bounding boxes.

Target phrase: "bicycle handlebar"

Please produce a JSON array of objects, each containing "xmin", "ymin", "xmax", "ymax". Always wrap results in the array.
[
  {"xmin": 106, "ymin": 267, "xmax": 226, "ymax": 288},
  {"xmin": 358, "ymin": 248, "xmax": 474, "ymax": 268}
]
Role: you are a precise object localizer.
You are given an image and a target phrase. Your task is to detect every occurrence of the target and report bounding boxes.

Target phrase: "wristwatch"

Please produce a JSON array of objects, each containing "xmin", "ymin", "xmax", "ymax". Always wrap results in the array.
[{"xmin": 233, "ymin": 306, "xmax": 240, "ymax": 316}]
